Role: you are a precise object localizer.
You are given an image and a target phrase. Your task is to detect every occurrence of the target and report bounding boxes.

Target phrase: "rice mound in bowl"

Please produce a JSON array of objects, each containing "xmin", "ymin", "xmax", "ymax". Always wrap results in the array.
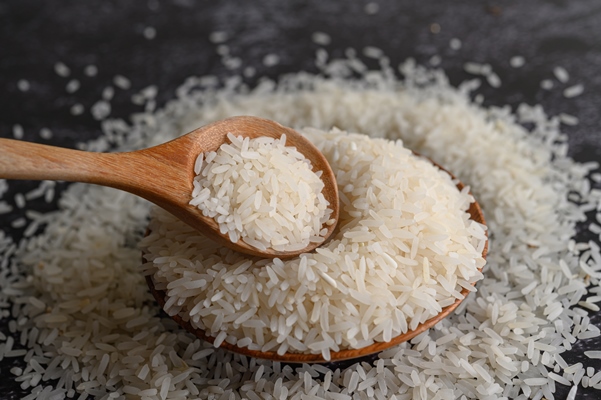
[{"xmin": 140, "ymin": 127, "xmax": 487, "ymax": 361}]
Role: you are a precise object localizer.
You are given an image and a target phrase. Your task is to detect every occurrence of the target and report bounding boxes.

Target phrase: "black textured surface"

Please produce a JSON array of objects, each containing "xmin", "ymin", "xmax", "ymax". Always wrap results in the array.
[{"xmin": 1, "ymin": 1, "xmax": 601, "ymax": 399}]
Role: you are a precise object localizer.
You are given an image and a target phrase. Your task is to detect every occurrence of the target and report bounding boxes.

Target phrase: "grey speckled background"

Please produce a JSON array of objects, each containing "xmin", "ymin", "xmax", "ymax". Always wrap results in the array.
[{"xmin": 1, "ymin": 1, "xmax": 601, "ymax": 399}]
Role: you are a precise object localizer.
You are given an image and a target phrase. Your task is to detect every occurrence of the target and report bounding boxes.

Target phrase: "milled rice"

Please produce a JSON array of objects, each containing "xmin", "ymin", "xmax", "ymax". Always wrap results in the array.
[
  {"xmin": 145, "ymin": 128, "xmax": 486, "ymax": 358},
  {"xmin": 1, "ymin": 50, "xmax": 600, "ymax": 399},
  {"xmin": 189, "ymin": 133, "xmax": 334, "ymax": 251},
  {"xmin": 17, "ymin": 79, "xmax": 30, "ymax": 92}
]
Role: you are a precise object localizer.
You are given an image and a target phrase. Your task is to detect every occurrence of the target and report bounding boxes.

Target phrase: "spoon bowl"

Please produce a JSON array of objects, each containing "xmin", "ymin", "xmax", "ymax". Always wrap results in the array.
[
  {"xmin": 0, "ymin": 116, "xmax": 339, "ymax": 259},
  {"xmin": 143, "ymin": 160, "xmax": 488, "ymax": 363}
]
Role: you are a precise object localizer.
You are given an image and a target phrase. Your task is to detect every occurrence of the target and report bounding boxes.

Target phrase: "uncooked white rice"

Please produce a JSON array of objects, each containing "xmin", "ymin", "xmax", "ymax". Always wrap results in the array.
[
  {"xmin": 53, "ymin": 61, "xmax": 70, "ymax": 77},
  {"xmin": 364, "ymin": 2, "xmax": 379, "ymax": 15},
  {"xmin": 143, "ymin": 26, "xmax": 157, "ymax": 40},
  {"xmin": 83, "ymin": 64, "xmax": 98, "ymax": 77},
  {"xmin": 363, "ymin": 46, "xmax": 384, "ymax": 59},
  {"xmin": 1, "ymin": 48, "xmax": 600, "ymax": 400},
  {"xmin": 147, "ymin": 127, "xmax": 486, "ymax": 357},
  {"xmin": 209, "ymin": 30, "xmax": 229, "ymax": 44},
  {"xmin": 554, "ymin": 66, "xmax": 570, "ymax": 83},
  {"xmin": 17, "ymin": 79, "xmax": 30, "ymax": 92},
  {"xmin": 113, "ymin": 75, "xmax": 131, "ymax": 90},
  {"xmin": 487, "ymin": 72, "xmax": 502, "ymax": 88},
  {"xmin": 559, "ymin": 113, "xmax": 579, "ymax": 126},
  {"xmin": 189, "ymin": 133, "xmax": 334, "ymax": 251},
  {"xmin": 216, "ymin": 44, "xmax": 229, "ymax": 56},
  {"xmin": 102, "ymin": 86, "xmax": 114, "ymax": 100},
  {"xmin": 563, "ymin": 84, "xmax": 584, "ymax": 98},
  {"xmin": 12, "ymin": 124, "xmax": 24, "ymax": 139},
  {"xmin": 449, "ymin": 38, "xmax": 462, "ymax": 50},
  {"xmin": 429, "ymin": 54, "xmax": 441, "ymax": 66},
  {"xmin": 541, "ymin": 79, "xmax": 554, "ymax": 90},
  {"xmin": 70, "ymin": 103, "xmax": 84, "ymax": 116},
  {"xmin": 510, "ymin": 55, "xmax": 525, "ymax": 68},
  {"xmin": 262, "ymin": 54, "xmax": 280, "ymax": 67},
  {"xmin": 243, "ymin": 66, "xmax": 256, "ymax": 78},
  {"xmin": 585, "ymin": 351, "xmax": 601, "ymax": 359},
  {"xmin": 312, "ymin": 32, "xmax": 331, "ymax": 46},
  {"xmin": 463, "ymin": 61, "xmax": 490, "ymax": 75},
  {"xmin": 91, "ymin": 99, "xmax": 111, "ymax": 120},
  {"xmin": 39, "ymin": 128, "xmax": 52, "ymax": 140},
  {"xmin": 65, "ymin": 79, "xmax": 80, "ymax": 93}
]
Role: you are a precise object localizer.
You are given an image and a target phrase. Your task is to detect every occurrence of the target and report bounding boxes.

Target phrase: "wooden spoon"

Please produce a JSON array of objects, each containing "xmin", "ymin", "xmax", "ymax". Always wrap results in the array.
[
  {"xmin": 0, "ymin": 116, "xmax": 339, "ymax": 259},
  {"xmin": 144, "ymin": 161, "xmax": 488, "ymax": 363}
]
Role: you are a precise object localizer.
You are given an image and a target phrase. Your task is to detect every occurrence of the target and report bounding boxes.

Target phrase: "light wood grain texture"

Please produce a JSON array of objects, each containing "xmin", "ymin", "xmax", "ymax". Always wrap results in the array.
[
  {"xmin": 0, "ymin": 116, "xmax": 339, "ymax": 259},
  {"xmin": 145, "ymin": 158, "xmax": 488, "ymax": 363}
]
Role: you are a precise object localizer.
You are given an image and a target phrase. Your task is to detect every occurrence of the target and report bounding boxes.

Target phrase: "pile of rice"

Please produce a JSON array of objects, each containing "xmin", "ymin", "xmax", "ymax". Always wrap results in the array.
[
  {"xmin": 189, "ymin": 133, "xmax": 333, "ymax": 252},
  {"xmin": 144, "ymin": 128, "xmax": 487, "ymax": 360},
  {"xmin": 1, "ymin": 54, "xmax": 601, "ymax": 399}
]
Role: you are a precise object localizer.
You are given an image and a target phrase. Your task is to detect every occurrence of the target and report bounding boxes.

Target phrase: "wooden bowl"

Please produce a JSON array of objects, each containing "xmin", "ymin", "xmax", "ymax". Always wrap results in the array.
[{"xmin": 144, "ymin": 158, "xmax": 488, "ymax": 363}]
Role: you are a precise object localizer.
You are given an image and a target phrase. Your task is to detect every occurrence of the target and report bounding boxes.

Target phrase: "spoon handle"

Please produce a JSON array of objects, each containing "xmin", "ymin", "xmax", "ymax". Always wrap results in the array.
[
  {"xmin": 0, "ymin": 138, "xmax": 117, "ymax": 183},
  {"xmin": 0, "ymin": 138, "xmax": 189, "ymax": 203},
  {"xmin": 0, "ymin": 139, "xmax": 150, "ymax": 186}
]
